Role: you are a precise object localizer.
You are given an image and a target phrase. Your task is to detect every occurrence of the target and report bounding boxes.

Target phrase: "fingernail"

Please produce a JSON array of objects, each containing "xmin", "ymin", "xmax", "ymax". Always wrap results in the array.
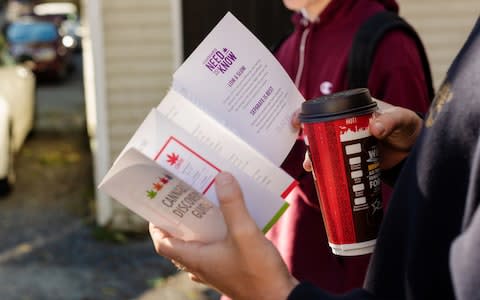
[
  {"xmin": 292, "ymin": 110, "xmax": 300, "ymax": 121},
  {"xmin": 216, "ymin": 172, "xmax": 234, "ymax": 186}
]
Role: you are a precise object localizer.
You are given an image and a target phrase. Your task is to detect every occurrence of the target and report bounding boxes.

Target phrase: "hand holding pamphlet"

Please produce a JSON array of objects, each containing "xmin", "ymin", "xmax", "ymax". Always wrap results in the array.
[{"xmin": 98, "ymin": 12, "xmax": 305, "ymax": 242}]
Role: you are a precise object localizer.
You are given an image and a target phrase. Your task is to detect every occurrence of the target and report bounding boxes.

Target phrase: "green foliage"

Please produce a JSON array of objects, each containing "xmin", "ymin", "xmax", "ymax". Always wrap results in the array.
[
  {"xmin": 147, "ymin": 276, "xmax": 167, "ymax": 288},
  {"xmin": 91, "ymin": 226, "xmax": 129, "ymax": 244},
  {"xmin": 91, "ymin": 225, "xmax": 149, "ymax": 244}
]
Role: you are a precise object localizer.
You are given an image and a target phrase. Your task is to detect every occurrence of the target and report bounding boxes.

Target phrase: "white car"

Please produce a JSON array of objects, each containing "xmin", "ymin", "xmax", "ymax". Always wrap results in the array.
[{"xmin": 0, "ymin": 59, "xmax": 36, "ymax": 196}]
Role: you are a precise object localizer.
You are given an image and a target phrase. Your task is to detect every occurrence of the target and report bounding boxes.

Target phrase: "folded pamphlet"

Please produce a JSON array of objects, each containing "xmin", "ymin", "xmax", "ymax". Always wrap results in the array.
[{"xmin": 98, "ymin": 12, "xmax": 305, "ymax": 242}]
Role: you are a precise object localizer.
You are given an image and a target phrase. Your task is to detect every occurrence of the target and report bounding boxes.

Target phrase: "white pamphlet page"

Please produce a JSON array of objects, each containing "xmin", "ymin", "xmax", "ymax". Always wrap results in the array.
[{"xmin": 99, "ymin": 12, "xmax": 305, "ymax": 243}]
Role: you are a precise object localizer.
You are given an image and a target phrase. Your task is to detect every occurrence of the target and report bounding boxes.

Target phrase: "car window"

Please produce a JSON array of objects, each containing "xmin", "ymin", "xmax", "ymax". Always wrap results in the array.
[{"xmin": 6, "ymin": 21, "xmax": 58, "ymax": 43}]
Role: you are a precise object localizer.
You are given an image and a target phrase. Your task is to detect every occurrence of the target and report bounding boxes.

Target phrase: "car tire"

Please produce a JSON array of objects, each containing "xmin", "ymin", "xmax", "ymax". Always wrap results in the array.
[{"xmin": 0, "ymin": 125, "xmax": 15, "ymax": 197}]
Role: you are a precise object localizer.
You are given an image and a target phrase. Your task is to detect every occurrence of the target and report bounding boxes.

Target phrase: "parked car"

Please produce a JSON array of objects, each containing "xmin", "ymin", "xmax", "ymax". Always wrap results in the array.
[
  {"xmin": 5, "ymin": 17, "xmax": 73, "ymax": 80},
  {"xmin": 33, "ymin": 2, "xmax": 82, "ymax": 51},
  {"xmin": 4, "ymin": 0, "xmax": 33, "ymax": 23},
  {"xmin": 0, "ymin": 34, "xmax": 36, "ymax": 196}
]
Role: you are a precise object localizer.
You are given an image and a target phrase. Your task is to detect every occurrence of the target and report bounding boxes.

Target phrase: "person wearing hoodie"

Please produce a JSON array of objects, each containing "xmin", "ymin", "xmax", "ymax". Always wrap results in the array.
[
  {"xmin": 265, "ymin": 0, "xmax": 432, "ymax": 293},
  {"xmin": 149, "ymin": 17, "xmax": 480, "ymax": 299}
]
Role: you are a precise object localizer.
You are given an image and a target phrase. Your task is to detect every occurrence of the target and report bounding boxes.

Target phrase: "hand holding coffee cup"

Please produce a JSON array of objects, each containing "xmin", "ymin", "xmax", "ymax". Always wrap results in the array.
[
  {"xmin": 300, "ymin": 88, "xmax": 383, "ymax": 256},
  {"xmin": 302, "ymin": 99, "xmax": 423, "ymax": 172},
  {"xmin": 369, "ymin": 103, "xmax": 424, "ymax": 170}
]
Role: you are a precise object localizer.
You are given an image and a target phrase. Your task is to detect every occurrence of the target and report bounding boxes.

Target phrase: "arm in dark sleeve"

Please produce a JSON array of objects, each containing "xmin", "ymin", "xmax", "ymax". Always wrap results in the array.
[
  {"xmin": 449, "ymin": 138, "xmax": 480, "ymax": 300},
  {"xmin": 288, "ymin": 282, "xmax": 375, "ymax": 300},
  {"xmin": 381, "ymin": 159, "xmax": 405, "ymax": 187},
  {"xmin": 450, "ymin": 204, "xmax": 480, "ymax": 300}
]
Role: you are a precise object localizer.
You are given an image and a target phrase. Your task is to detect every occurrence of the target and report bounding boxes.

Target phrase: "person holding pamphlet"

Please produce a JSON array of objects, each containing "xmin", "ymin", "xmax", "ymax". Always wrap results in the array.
[
  {"xmin": 149, "ymin": 16, "xmax": 480, "ymax": 299},
  {"xmin": 264, "ymin": 0, "xmax": 433, "ymax": 293}
]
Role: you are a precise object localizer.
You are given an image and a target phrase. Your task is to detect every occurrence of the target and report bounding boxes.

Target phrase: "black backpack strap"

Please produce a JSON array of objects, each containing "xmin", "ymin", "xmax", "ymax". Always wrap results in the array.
[
  {"xmin": 269, "ymin": 27, "xmax": 294, "ymax": 53},
  {"xmin": 347, "ymin": 11, "xmax": 435, "ymax": 101}
]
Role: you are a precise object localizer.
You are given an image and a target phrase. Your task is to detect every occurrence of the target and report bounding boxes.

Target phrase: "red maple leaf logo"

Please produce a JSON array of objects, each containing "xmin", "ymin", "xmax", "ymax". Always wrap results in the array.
[
  {"xmin": 166, "ymin": 153, "xmax": 180, "ymax": 166},
  {"xmin": 153, "ymin": 182, "xmax": 163, "ymax": 191}
]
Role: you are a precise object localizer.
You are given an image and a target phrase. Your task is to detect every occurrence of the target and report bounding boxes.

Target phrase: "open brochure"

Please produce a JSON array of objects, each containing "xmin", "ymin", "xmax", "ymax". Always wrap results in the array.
[{"xmin": 98, "ymin": 12, "xmax": 305, "ymax": 242}]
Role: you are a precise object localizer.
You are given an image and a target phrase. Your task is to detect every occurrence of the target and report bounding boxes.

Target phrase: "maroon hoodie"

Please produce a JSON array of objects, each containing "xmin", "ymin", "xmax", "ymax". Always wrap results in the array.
[{"xmin": 268, "ymin": 0, "xmax": 431, "ymax": 294}]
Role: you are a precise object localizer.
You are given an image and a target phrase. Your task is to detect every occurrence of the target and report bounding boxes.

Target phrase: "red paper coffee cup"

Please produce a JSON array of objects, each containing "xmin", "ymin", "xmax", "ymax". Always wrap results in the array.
[{"xmin": 300, "ymin": 88, "xmax": 383, "ymax": 256}]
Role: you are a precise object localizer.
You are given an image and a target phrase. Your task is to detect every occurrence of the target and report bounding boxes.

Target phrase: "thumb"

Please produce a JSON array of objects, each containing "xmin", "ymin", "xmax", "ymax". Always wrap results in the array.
[
  {"xmin": 370, "ymin": 107, "xmax": 422, "ymax": 145},
  {"xmin": 215, "ymin": 172, "xmax": 255, "ymax": 233},
  {"xmin": 291, "ymin": 108, "xmax": 301, "ymax": 130}
]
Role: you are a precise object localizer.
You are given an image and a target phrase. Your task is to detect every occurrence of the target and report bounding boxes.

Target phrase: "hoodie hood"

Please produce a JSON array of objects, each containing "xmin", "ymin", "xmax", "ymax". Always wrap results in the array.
[{"xmin": 292, "ymin": 0, "xmax": 399, "ymax": 27}]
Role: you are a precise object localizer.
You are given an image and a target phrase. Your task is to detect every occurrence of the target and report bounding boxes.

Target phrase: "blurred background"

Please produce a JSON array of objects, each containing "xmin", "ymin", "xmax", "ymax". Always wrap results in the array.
[{"xmin": 0, "ymin": 0, "xmax": 478, "ymax": 299}]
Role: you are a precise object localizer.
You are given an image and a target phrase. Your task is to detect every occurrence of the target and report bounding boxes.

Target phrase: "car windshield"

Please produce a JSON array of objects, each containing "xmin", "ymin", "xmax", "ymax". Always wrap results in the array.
[
  {"xmin": 33, "ymin": 3, "xmax": 77, "ymax": 16},
  {"xmin": 7, "ymin": 21, "xmax": 58, "ymax": 43}
]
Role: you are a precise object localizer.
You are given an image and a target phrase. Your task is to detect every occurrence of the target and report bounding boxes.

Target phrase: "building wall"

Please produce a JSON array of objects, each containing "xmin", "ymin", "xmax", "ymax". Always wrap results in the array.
[
  {"xmin": 102, "ymin": 0, "xmax": 174, "ymax": 160},
  {"xmin": 83, "ymin": 0, "xmax": 178, "ymax": 231},
  {"xmin": 104, "ymin": 0, "xmax": 177, "ymax": 230},
  {"xmin": 400, "ymin": 0, "xmax": 480, "ymax": 89}
]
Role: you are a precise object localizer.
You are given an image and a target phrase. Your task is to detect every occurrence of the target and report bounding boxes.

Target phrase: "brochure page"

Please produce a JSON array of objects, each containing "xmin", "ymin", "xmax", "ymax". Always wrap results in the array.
[
  {"xmin": 99, "ymin": 110, "xmax": 291, "ymax": 242},
  {"xmin": 171, "ymin": 12, "xmax": 304, "ymax": 165},
  {"xmin": 157, "ymin": 89, "xmax": 296, "ymax": 194}
]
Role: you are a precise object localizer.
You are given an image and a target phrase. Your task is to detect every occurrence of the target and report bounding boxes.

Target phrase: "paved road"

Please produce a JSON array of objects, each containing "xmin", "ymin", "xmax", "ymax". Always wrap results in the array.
[
  {"xmin": 0, "ymin": 53, "xmax": 220, "ymax": 300},
  {"xmin": 34, "ymin": 55, "xmax": 87, "ymax": 133}
]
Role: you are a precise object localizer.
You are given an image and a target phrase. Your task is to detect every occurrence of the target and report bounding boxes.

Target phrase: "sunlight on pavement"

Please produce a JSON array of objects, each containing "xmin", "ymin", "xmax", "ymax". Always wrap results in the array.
[
  {"xmin": 0, "ymin": 220, "xmax": 85, "ymax": 264},
  {"xmin": 135, "ymin": 271, "xmax": 219, "ymax": 300}
]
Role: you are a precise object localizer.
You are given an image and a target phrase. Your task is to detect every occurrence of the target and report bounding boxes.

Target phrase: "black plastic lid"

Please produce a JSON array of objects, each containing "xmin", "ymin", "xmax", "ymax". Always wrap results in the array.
[{"xmin": 299, "ymin": 88, "xmax": 377, "ymax": 123}]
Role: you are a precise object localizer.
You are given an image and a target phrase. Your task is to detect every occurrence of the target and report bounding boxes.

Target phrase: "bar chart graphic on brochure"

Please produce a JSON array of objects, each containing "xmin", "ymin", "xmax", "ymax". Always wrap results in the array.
[{"xmin": 98, "ymin": 12, "xmax": 305, "ymax": 242}]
